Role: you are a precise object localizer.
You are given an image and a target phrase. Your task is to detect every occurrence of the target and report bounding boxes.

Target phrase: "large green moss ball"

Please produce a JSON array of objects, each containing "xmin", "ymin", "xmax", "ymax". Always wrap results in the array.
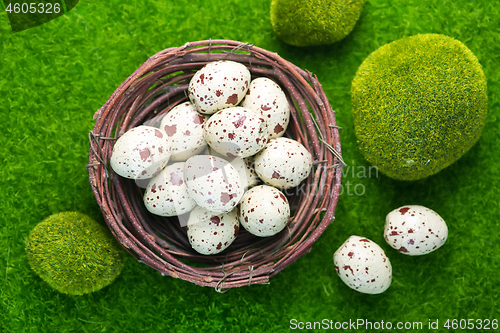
[
  {"xmin": 270, "ymin": 0, "xmax": 365, "ymax": 47},
  {"xmin": 26, "ymin": 212, "xmax": 125, "ymax": 295},
  {"xmin": 351, "ymin": 34, "xmax": 487, "ymax": 181}
]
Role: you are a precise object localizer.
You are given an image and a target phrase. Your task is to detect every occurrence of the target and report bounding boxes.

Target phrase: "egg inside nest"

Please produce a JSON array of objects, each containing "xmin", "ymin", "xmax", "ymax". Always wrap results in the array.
[{"xmin": 110, "ymin": 60, "xmax": 313, "ymax": 256}]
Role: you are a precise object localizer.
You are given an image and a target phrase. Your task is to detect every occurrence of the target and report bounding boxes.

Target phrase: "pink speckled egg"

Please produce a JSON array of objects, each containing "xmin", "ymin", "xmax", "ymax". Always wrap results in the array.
[
  {"xmin": 254, "ymin": 137, "xmax": 312, "ymax": 189},
  {"xmin": 187, "ymin": 206, "xmax": 239, "ymax": 255},
  {"xmin": 159, "ymin": 102, "xmax": 208, "ymax": 161},
  {"xmin": 239, "ymin": 185, "xmax": 290, "ymax": 237},
  {"xmin": 240, "ymin": 77, "xmax": 290, "ymax": 139},
  {"xmin": 188, "ymin": 60, "xmax": 251, "ymax": 115},
  {"xmin": 143, "ymin": 162, "xmax": 196, "ymax": 217},
  {"xmin": 384, "ymin": 205, "xmax": 448, "ymax": 256},
  {"xmin": 203, "ymin": 106, "xmax": 269, "ymax": 158},
  {"xmin": 183, "ymin": 155, "xmax": 244, "ymax": 213},
  {"xmin": 110, "ymin": 125, "xmax": 171, "ymax": 179},
  {"xmin": 333, "ymin": 235, "xmax": 392, "ymax": 294}
]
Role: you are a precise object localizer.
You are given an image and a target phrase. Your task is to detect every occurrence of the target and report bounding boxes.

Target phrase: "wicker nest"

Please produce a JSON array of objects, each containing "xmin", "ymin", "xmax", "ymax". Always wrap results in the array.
[{"xmin": 88, "ymin": 39, "xmax": 344, "ymax": 292}]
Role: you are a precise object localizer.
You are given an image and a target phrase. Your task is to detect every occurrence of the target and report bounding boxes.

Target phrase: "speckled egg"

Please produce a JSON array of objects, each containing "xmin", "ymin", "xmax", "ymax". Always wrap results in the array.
[
  {"xmin": 159, "ymin": 102, "xmax": 208, "ymax": 161},
  {"xmin": 183, "ymin": 155, "xmax": 244, "ymax": 213},
  {"xmin": 143, "ymin": 162, "xmax": 196, "ymax": 217},
  {"xmin": 203, "ymin": 106, "xmax": 269, "ymax": 158},
  {"xmin": 203, "ymin": 146, "xmax": 260, "ymax": 190},
  {"xmin": 333, "ymin": 235, "xmax": 392, "ymax": 294},
  {"xmin": 187, "ymin": 206, "xmax": 239, "ymax": 255},
  {"xmin": 240, "ymin": 77, "xmax": 290, "ymax": 139},
  {"xmin": 239, "ymin": 185, "xmax": 290, "ymax": 237},
  {"xmin": 239, "ymin": 156, "xmax": 260, "ymax": 189},
  {"xmin": 188, "ymin": 60, "xmax": 251, "ymax": 115},
  {"xmin": 110, "ymin": 125, "xmax": 171, "ymax": 179},
  {"xmin": 254, "ymin": 137, "xmax": 313, "ymax": 189},
  {"xmin": 384, "ymin": 205, "xmax": 448, "ymax": 255}
]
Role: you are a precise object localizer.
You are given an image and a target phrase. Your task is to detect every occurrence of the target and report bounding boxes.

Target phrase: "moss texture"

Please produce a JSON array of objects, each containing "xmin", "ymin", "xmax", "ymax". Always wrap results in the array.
[
  {"xmin": 25, "ymin": 212, "xmax": 125, "ymax": 295},
  {"xmin": 351, "ymin": 33, "xmax": 488, "ymax": 181},
  {"xmin": 270, "ymin": 0, "xmax": 365, "ymax": 47}
]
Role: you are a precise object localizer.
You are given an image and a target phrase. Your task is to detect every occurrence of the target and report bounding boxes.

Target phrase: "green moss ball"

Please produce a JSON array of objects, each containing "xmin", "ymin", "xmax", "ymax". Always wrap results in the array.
[
  {"xmin": 351, "ymin": 34, "xmax": 488, "ymax": 181},
  {"xmin": 26, "ymin": 212, "xmax": 125, "ymax": 295},
  {"xmin": 270, "ymin": 0, "xmax": 365, "ymax": 47}
]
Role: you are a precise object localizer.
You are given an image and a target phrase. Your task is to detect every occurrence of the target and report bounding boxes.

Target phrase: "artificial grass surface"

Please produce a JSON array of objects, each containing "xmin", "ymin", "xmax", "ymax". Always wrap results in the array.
[{"xmin": 1, "ymin": 0, "xmax": 499, "ymax": 332}]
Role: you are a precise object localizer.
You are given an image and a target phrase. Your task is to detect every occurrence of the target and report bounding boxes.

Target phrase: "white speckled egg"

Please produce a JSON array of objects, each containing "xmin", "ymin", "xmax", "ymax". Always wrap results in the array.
[
  {"xmin": 240, "ymin": 77, "xmax": 290, "ymax": 139},
  {"xmin": 183, "ymin": 155, "xmax": 244, "ymax": 213},
  {"xmin": 159, "ymin": 102, "xmax": 208, "ymax": 161},
  {"xmin": 203, "ymin": 146, "xmax": 260, "ymax": 190},
  {"xmin": 384, "ymin": 205, "xmax": 448, "ymax": 255},
  {"xmin": 254, "ymin": 137, "xmax": 313, "ymax": 189},
  {"xmin": 240, "ymin": 156, "xmax": 260, "ymax": 189},
  {"xmin": 204, "ymin": 107, "xmax": 268, "ymax": 159},
  {"xmin": 333, "ymin": 235, "xmax": 392, "ymax": 294},
  {"xmin": 188, "ymin": 60, "xmax": 251, "ymax": 115},
  {"xmin": 143, "ymin": 162, "xmax": 196, "ymax": 217},
  {"xmin": 239, "ymin": 185, "xmax": 290, "ymax": 237},
  {"xmin": 187, "ymin": 206, "xmax": 239, "ymax": 255},
  {"xmin": 110, "ymin": 125, "xmax": 171, "ymax": 179}
]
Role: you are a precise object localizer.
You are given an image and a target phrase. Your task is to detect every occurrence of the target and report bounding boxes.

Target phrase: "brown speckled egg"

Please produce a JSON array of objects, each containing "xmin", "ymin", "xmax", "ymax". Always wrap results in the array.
[
  {"xmin": 254, "ymin": 137, "xmax": 312, "ymax": 189},
  {"xmin": 188, "ymin": 60, "xmax": 251, "ymax": 115},
  {"xmin": 240, "ymin": 77, "xmax": 290, "ymax": 139},
  {"xmin": 203, "ymin": 146, "xmax": 260, "ymax": 190},
  {"xmin": 187, "ymin": 206, "xmax": 239, "ymax": 255},
  {"xmin": 333, "ymin": 235, "xmax": 392, "ymax": 294},
  {"xmin": 110, "ymin": 125, "xmax": 171, "ymax": 179},
  {"xmin": 143, "ymin": 162, "xmax": 196, "ymax": 217},
  {"xmin": 159, "ymin": 102, "xmax": 208, "ymax": 161},
  {"xmin": 384, "ymin": 205, "xmax": 448, "ymax": 255},
  {"xmin": 183, "ymin": 155, "xmax": 244, "ymax": 213},
  {"xmin": 239, "ymin": 156, "xmax": 260, "ymax": 189},
  {"xmin": 239, "ymin": 185, "xmax": 290, "ymax": 237},
  {"xmin": 203, "ymin": 107, "xmax": 269, "ymax": 158}
]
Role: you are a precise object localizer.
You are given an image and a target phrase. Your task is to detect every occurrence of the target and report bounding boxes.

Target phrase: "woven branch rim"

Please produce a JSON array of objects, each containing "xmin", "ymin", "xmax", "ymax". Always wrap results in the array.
[{"xmin": 88, "ymin": 39, "xmax": 343, "ymax": 291}]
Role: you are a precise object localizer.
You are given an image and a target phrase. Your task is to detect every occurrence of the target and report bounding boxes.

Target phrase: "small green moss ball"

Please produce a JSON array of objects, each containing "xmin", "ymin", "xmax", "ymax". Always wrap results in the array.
[
  {"xmin": 270, "ymin": 0, "xmax": 365, "ymax": 47},
  {"xmin": 351, "ymin": 34, "xmax": 487, "ymax": 181},
  {"xmin": 26, "ymin": 212, "xmax": 125, "ymax": 295}
]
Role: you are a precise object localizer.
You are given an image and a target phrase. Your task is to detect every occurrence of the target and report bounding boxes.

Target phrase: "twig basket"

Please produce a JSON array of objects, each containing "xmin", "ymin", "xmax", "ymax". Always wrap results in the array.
[{"xmin": 88, "ymin": 40, "xmax": 343, "ymax": 291}]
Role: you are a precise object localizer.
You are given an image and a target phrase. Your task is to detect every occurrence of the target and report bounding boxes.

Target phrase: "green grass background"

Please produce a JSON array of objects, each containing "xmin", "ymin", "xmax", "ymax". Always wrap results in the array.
[{"xmin": 1, "ymin": 0, "xmax": 499, "ymax": 332}]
